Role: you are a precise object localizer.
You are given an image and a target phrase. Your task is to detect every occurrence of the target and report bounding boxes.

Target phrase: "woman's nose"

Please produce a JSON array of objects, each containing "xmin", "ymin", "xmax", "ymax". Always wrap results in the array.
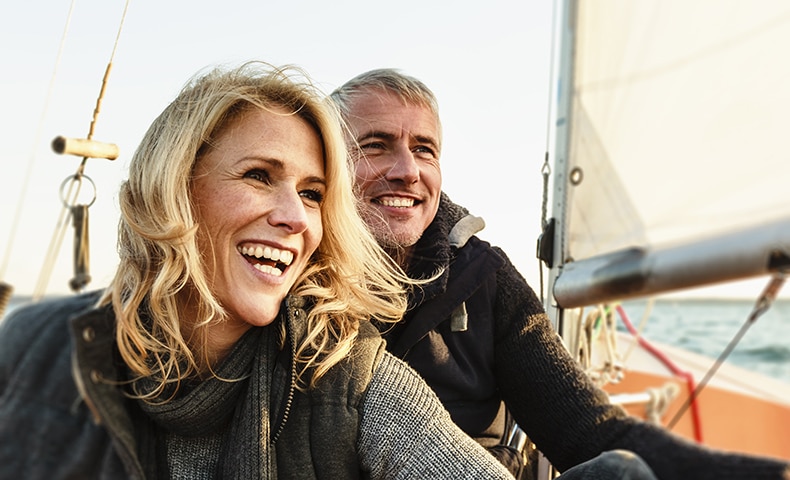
[{"xmin": 268, "ymin": 189, "xmax": 309, "ymax": 233}]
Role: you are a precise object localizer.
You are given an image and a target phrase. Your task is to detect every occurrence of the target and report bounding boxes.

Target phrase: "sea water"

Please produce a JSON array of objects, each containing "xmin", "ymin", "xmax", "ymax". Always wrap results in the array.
[
  {"xmin": 618, "ymin": 298, "xmax": 790, "ymax": 384},
  {"xmin": 4, "ymin": 295, "xmax": 790, "ymax": 384}
]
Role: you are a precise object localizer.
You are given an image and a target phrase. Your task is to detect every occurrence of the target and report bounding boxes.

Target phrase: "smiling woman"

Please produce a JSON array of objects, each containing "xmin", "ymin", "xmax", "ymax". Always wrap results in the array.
[
  {"xmin": 0, "ymin": 61, "xmax": 514, "ymax": 479},
  {"xmin": 189, "ymin": 106, "xmax": 326, "ymax": 354}
]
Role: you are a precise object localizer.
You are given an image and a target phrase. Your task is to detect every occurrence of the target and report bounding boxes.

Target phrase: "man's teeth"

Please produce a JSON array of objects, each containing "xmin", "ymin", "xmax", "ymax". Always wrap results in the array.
[{"xmin": 377, "ymin": 197, "xmax": 414, "ymax": 208}]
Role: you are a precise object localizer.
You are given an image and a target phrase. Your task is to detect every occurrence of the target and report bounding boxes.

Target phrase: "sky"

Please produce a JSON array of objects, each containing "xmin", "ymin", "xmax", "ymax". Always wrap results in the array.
[
  {"xmin": 0, "ymin": 0, "xmax": 555, "ymax": 298},
  {"xmin": 0, "ymin": 1, "xmax": 783, "ymax": 301}
]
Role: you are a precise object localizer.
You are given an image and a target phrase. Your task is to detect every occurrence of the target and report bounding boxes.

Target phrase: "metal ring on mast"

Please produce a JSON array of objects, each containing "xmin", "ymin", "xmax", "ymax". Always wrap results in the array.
[{"xmin": 59, "ymin": 174, "xmax": 97, "ymax": 208}]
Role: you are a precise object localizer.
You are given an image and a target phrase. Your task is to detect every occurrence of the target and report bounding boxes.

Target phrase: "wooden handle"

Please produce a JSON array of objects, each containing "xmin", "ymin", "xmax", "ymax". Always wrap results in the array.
[{"xmin": 51, "ymin": 136, "xmax": 119, "ymax": 160}]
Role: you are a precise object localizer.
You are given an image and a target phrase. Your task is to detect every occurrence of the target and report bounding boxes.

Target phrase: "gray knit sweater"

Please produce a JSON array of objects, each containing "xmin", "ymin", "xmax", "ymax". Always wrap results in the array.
[
  {"xmin": 360, "ymin": 352, "xmax": 514, "ymax": 479},
  {"xmin": 145, "ymin": 350, "xmax": 514, "ymax": 479}
]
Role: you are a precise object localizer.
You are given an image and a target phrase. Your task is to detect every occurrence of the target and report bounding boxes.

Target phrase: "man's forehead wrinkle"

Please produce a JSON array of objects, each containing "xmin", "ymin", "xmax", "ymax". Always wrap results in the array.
[
  {"xmin": 346, "ymin": 90, "xmax": 440, "ymax": 149},
  {"xmin": 349, "ymin": 87, "xmax": 430, "ymax": 117},
  {"xmin": 353, "ymin": 112, "xmax": 401, "ymax": 139},
  {"xmin": 355, "ymin": 85, "xmax": 411, "ymax": 107}
]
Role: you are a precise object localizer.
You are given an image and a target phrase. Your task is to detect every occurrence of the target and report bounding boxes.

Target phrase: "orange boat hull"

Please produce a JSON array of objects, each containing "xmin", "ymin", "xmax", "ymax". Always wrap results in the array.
[{"xmin": 600, "ymin": 334, "xmax": 790, "ymax": 460}]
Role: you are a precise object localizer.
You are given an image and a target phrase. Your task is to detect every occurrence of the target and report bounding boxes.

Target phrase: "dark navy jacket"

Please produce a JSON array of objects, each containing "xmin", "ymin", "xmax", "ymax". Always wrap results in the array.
[
  {"xmin": 379, "ymin": 192, "xmax": 790, "ymax": 480},
  {"xmin": 0, "ymin": 292, "xmax": 385, "ymax": 479}
]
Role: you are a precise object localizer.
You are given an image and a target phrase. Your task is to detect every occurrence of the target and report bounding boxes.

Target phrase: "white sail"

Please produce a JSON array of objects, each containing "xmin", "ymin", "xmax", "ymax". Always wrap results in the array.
[{"xmin": 550, "ymin": 0, "xmax": 790, "ymax": 306}]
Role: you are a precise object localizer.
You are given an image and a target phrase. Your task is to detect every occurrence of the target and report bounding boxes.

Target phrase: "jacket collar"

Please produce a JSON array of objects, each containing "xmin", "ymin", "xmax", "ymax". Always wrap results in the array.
[
  {"xmin": 407, "ymin": 192, "xmax": 485, "ymax": 304},
  {"xmin": 69, "ymin": 293, "xmax": 304, "ymax": 443}
]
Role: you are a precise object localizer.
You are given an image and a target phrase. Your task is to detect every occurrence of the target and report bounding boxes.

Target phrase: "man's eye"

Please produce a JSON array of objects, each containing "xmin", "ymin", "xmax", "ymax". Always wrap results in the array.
[
  {"xmin": 360, "ymin": 141, "xmax": 385, "ymax": 151},
  {"xmin": 244, "ymin": 169, "xmax": 269, "ymax": 183},
  {"xmin": 414, "ymin": 145, "xmax": 436, "ymax": 157},
  {"xmin": 300, "ymin": 189, "xmax": 324, "ymax": 204}
]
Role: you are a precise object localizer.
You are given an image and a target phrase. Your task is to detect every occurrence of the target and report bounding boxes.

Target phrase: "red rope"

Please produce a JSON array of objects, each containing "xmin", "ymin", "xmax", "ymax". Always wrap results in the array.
[{"xmin": 615, "ymin": 305, "xmax": 704, "ymax": 443}]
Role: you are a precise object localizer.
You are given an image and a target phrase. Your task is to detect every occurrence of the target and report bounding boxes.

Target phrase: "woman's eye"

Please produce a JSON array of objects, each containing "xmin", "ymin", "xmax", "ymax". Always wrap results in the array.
[
  {"xmin": 243, "ymin": 169, "xmax": 269, "ymax": 183},
  {"xmin": 300, "ymin": 189, "xmax": 324, "ymax": 204}
]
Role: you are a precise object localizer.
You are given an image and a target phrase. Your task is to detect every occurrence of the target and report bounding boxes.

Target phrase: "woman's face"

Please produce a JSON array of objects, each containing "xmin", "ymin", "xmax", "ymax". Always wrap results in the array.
[{"xmin": 191, "ymin": 106, "xmax": 325, "ymax": 341}]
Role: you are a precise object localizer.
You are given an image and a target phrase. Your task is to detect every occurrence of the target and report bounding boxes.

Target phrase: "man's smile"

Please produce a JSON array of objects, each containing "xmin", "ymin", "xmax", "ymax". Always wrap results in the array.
[{"xmin": 373, "ymin": 195, "xmax": 418, "ymax": 208}]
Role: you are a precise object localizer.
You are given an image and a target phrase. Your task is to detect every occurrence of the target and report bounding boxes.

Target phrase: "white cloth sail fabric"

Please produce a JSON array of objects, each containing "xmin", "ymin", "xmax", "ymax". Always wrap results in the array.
[{"xmin": 564, "ymin": 0, "xmax": 790, "ymax": 261}]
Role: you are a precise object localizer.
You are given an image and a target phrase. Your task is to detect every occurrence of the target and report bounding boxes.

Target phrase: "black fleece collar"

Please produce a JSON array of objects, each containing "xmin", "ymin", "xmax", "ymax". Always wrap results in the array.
[{"xmin": 407, "ymin": 192, "xmax": 475, "ymax": 306}]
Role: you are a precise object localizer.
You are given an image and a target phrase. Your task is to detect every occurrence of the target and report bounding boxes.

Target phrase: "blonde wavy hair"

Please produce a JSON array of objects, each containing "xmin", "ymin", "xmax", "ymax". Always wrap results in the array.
[{"xmin": 100, "ymin": 62, "xmax": 410, "ymax": 396}]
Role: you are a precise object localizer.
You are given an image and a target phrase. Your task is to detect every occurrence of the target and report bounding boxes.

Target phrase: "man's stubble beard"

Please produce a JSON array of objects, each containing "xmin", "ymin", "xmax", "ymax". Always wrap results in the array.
[{"xmin": 358, "ymin": 204, "xmax": 421, "ymax": 269}]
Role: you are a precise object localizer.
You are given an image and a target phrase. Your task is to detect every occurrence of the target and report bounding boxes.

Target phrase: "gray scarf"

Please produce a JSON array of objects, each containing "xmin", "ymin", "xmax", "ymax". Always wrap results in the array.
[{"xmin": 133, "ymin": 325, "xmax": 278, "ymax": 479}]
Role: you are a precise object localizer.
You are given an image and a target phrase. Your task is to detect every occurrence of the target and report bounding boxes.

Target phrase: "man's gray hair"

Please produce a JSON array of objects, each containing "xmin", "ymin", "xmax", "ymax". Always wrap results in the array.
[{"xmin": 330, "ymin": 68, "xmax": 442, "ymax": 143}]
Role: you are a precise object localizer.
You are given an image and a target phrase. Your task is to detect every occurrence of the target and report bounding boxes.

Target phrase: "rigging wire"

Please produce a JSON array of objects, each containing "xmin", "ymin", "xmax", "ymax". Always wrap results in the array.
[
  {"xmin": 535, "ymin": 5, "xmax": 561, "ymax": 478},
  {"xmin": 666, "ymin": 272, "xmax": 787, "ymax": 430},
  {"xmin": 32, "ymin": 0, "xmax": 132, "ymax": 300},
  {"xmin": 0, "ymin": 1, "xmax": 77, "ymax": 288},
  {"xmin": 538, "ymin": 0, "xmax": 559, "ymax": 302}
]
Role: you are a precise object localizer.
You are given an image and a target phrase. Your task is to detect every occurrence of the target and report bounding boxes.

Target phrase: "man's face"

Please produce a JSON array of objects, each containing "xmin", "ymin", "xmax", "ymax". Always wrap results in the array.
[{"xmin": 345, "ymin": 88, "xmax": 442, "ymax": 251}]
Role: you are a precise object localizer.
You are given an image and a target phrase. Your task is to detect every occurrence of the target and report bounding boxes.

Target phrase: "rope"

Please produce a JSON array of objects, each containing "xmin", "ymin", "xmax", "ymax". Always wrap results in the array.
[
  {"xmin": 616, "ymin": 304, "xmax": 704, "ymax": 442},
  {"xmin": 537, "ymin": 0, "xmax": 558, "ymax": 302},
  {"xmin": 582, "ymin": 305, "xmax": 624, "ymax": 387},
  {"xmin": 645, "ymin": 384, "xmax": 680, "ymax": 425},
  {"xmin": 0, "ymin": 0, "xmax": 76, "ymax": 285},
  {"xmin": 621, "ymin": 298, "xmax": 655, "ymax": 363},
  {"xmin": 86, "ymin": 0, "xmax": 130, "ymax": 145},
  {"xmin": 32, "ymin": 187, "xmax": 77, "ymax": 300},
  {"xmin": 32, "ymin": 0, "xmax": 131, "ymax": 299}
]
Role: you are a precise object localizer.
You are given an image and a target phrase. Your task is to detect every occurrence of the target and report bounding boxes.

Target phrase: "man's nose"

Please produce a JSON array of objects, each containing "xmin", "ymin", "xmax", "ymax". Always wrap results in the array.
[{"xmin": 385, "ymin": 148, "xmax": 420, "ymax": 184}]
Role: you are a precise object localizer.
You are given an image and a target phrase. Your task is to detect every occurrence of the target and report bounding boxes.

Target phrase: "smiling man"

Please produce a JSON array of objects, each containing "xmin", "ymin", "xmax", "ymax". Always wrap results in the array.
[
  {"xmin": 346, "ymin": 88, "xmax": 441, "ymax": 253},
  {"xmin": 331, "ymin": 69, "xmax": 790, "ymax": 480}
]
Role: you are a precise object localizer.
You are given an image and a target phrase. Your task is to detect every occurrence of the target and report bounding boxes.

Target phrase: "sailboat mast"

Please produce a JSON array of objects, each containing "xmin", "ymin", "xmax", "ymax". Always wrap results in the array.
[
  {"xmin": 534, "ymin": 5, "xmax": 579, "ymax": 477},
  {"xmin": 544, "ymin": 0, "xmax": 576, "ymax": 337}
]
